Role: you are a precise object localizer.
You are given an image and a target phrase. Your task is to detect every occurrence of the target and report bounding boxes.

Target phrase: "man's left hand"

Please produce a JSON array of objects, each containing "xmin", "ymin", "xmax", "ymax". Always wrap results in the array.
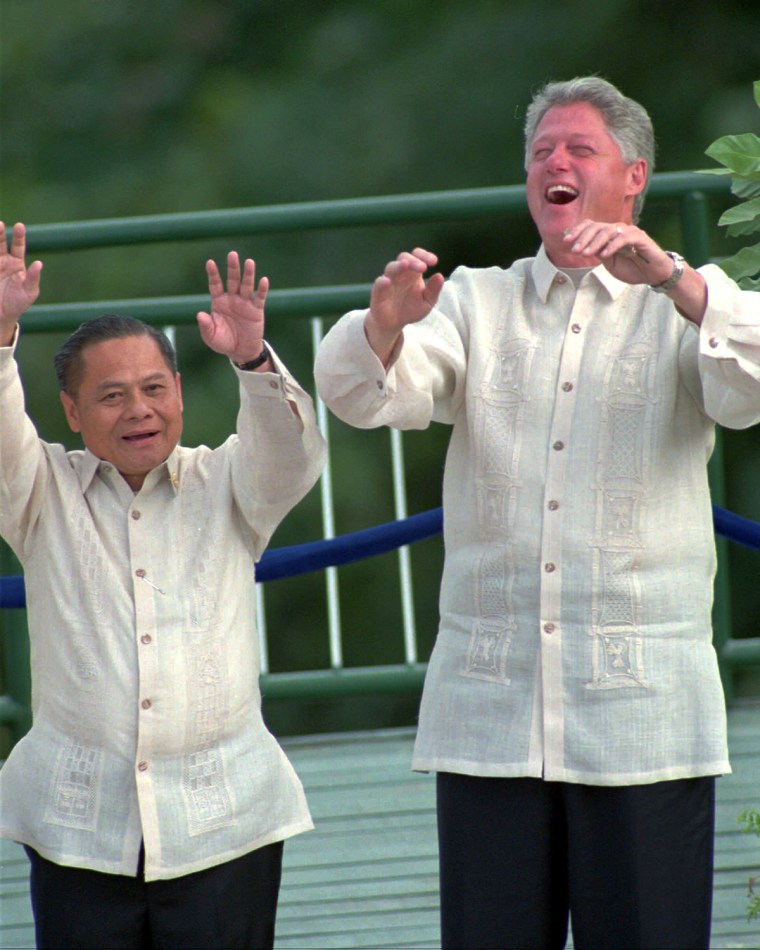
[
  {"xmin": 562, "ymin": 220, "xmax": 708, "ymax": 325},
  {"xmin": 197, "ymin": 251, "xmax": 270, "ymax": 365},
  {"xmin": 562, "ymin": 219, "xmax": 675, "ymax": 287}
]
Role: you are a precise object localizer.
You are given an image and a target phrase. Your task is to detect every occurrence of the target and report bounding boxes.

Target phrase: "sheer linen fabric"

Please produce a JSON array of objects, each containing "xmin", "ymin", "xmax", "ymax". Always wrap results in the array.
[
  {"xmin": 315, "ymin": 247, "xmax": 760, "ymax": 785},
  {"xmin": 0, "ymin": 339, "xmax": 325, "ymax": 880}
]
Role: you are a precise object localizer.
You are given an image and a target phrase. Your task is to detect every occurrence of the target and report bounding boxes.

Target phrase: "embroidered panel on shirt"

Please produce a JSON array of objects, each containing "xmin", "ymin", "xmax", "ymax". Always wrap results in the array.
[
  {"xmin": 465, "ymin": 339, "xmax": 533, "ymax": 684},
  {"xmin": 43, "ymin": 743, "xmax": 102, "ymax": 831},
  {"xmin": 589, "ymin": 332, "xmax": 654, "ymax": 691}
]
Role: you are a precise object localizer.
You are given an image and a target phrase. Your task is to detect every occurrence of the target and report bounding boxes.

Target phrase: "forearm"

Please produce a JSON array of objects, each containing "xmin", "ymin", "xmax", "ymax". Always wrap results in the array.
[{"xmin": 667, "ymin": 266, "xmax": 709, "ymax": 326}]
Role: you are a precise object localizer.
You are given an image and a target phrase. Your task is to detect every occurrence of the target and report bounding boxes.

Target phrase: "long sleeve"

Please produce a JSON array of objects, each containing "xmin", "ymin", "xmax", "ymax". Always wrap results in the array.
[
  {"xmin": 230, "ymin": 346, "xmax": 326, "ymax": 560},
  {"xmin": 314, "ymin": 270, "xmax": 479, "ymax": 432},
  {"xmin": 0, "ymin": 335, "xmax": 50, "ymax": 559},
  {"xmin": 694, "ymin": 264, "xmax": 760, "ymax": 429}
]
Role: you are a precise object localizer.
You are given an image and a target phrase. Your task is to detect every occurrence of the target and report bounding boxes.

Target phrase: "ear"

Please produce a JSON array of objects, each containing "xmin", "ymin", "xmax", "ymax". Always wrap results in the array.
[
  {"xmin": 60, "ymin": 391, "xmax": 82, "ymax": 433},
  {"xmin": 627, "ymin": 158, "xmax": 648, "ymax": 198}
]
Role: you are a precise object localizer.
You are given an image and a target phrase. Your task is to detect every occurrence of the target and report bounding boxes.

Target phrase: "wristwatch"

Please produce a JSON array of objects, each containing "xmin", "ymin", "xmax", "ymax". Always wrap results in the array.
[
  {"xmin": 650, "ymin": 252, "xmax": 685, "ymax": 294},
  {"xmin": 234, "ymin": 344, "xmax": 269, "ymax": 371}
]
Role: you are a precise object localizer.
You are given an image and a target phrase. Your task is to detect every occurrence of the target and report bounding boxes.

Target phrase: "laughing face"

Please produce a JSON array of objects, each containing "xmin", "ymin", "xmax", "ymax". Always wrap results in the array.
[
  {"xmin": 60, "ymin": 335, "xmax": 184, "ymax": 491},
  {"xmin": 525, "ymin": 101, "xmax": 647, "ymax": 267}
]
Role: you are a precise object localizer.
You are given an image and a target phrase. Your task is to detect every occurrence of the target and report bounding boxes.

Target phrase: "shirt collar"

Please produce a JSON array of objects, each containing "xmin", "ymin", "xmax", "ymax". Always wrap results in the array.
[
  {"xmin": 531, "ymin": 244, "xmax": 629, "ymax": 303},
  {"xmin": 78, "ymin": 445, "xmax": 182, "ymax": 495}
]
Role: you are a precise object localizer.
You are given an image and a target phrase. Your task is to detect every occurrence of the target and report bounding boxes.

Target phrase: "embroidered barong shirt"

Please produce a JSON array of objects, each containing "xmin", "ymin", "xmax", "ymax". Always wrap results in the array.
[
  {"xmin": 0, "ymin": 335, "xmax": 326, "ymax": 880},
  {"xmin": 315, "ymin": 247, "xmax": 760, "ymax": 785}
]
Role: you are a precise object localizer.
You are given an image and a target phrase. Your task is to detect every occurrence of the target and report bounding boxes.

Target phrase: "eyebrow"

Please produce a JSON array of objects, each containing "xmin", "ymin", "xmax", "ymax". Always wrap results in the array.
[{"xmin": 94, "ymin": 371, "xmax": 170, "ymax": 393}]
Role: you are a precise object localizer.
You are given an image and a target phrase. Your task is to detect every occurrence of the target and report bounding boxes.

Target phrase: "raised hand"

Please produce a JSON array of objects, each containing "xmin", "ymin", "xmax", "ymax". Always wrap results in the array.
[
  {"xmin": 196, "ymin": 251, "xmax": 269, "ymax": 365},
  {"xmin": 562, "ymin": 220, "xmax": 674, "ymax": 286},
  {"xmin": 0, "ymin": 222, "xmax": 43, "ymax": 345},
  {"xmin": 364, "ymin": 247, "xmax": 444, "ymax": 366}
]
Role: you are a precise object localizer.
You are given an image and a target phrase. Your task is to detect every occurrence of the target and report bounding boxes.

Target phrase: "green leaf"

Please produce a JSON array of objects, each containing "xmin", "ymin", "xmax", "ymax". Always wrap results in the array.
[
  {"xmin": 719, "ymin": 242, "xmax": 760, "ymax": 282},
  {"xmin": 719, "ymin": 196, "xmax": 760, "ymax": 237},
  {"xmin": 705, "ymin": 134, "xmax": 760, "ymax": 178},
  {"xmin": 732, "ymin": 176, "xmax": 760, "ymax": 200},
  {"xmin": 755, "ymin": 79, "xmax": 760, "ymax": 109},
  {"xmin": 719, "ymin": 196, "xmax": 760, "ymax": 227},
  {"xmin": 738, "ymin": 275, "xmax": 760, "ymax": 291}
]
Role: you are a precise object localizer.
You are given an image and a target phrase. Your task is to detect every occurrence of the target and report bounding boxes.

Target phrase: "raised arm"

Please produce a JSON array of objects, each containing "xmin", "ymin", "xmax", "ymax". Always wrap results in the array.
[
  {"xmin": 562, "ymin": 219, "xmax": 708, "ymax": 325},
  {"xmin": 364, "ymin": 247, "xmax": 445, "ymax": 366},
  {"xmin": 0, "ymin": 222, "xmax": 43, "ymax": 346},
  {"xmin": 196, "ymin": 251, "xmax": 273, "ymax": 371}
]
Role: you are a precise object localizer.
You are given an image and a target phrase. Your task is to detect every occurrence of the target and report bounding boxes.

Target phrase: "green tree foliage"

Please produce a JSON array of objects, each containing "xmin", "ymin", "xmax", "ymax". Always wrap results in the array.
[{"xmin": 703, "ymin": 81, "xmax": 760, "ymax": 290}]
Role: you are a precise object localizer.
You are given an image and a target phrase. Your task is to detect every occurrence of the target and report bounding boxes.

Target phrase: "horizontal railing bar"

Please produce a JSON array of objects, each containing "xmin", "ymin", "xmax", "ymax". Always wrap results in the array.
[
  {"xmin": 720, "ymin": 637, "xmax": 760, "ymax": 667},
  {"xmin": 22, "ymin": 284, "xmax": 373, "ymax": 331},
  {"xmin": 23, "ymin": 173, "xmax": 729, "ymax": 254},
  {"xmin": 260, "ymin": 664, "xmax": 428, "ymax": 701}
]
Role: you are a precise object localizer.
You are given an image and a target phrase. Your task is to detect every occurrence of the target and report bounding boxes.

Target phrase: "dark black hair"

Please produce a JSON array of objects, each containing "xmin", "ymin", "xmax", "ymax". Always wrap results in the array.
[{"xmin": 53, "ymin": 314, "xmax": 177, "ymax": 393}]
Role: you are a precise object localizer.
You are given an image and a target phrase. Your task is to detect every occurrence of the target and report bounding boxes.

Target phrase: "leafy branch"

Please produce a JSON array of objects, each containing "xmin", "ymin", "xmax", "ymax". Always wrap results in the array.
[{"xmin": 701, "ymin": 80, "xmax": 760, "ymax": 290}]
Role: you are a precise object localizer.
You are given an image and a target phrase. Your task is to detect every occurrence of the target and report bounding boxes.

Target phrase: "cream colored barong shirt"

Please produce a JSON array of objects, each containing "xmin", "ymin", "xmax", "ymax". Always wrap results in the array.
[
  {"xmin": 0, "ymin": 336, "xmax": 325, "ymax": 880},
  {"xmin": 315, "ymin": 247, "xmax": 760, "ymax": 785}
]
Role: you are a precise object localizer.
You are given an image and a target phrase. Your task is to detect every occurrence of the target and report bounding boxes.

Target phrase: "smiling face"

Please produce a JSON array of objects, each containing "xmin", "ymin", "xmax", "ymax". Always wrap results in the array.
[
  {"xmin": 60, "ymin": 335, "xmax": 183, "ymax": 491},
  {"xmin": 525, "ymin": 101, "xmax": 647, "ymax": 267}
]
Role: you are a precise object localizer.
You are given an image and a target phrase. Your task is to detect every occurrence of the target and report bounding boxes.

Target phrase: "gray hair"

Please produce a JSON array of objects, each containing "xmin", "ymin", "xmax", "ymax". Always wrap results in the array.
[
  {"xmin": 54, "ymin": 314, "xmax": 177, "ymax": 394},
  {"xmin": 523, "ymin": 77, "xmax": 655, "ymax": 223}
]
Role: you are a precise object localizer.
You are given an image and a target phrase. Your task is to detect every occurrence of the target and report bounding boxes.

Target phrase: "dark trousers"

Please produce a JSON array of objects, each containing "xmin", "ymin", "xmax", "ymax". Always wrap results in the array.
[
  {"xmin": 436, "ymin": 772, "xmax": 715, "ymax": 950},
  {"xmin": 25, "ymin": 840, "xmax": 284, "ymax": 950}
]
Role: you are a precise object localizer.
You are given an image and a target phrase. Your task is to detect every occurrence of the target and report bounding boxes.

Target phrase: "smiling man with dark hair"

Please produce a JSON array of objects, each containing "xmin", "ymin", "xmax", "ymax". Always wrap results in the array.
[{"xmin": 0, "ymin": 222, "xmax": 325, "ymax": 949}]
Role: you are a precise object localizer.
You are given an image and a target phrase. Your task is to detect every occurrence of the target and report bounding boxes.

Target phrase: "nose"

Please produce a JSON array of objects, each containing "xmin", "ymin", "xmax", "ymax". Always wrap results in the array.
[
  {"xmin": 546, "ymin": 144, "xmax": 570, "ymax": 172},
  {"xmin": 123, "ymin": 391, "xmax": 154, "ymax": 419}
]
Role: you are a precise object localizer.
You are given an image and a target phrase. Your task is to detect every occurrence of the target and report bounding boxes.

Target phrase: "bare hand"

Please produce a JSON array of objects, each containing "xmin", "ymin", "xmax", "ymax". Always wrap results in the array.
[
  {"xmin": 562, "ymin": 220, "xmax": 675, "ymax": 286},
  {"xmin": 0, "ymin": 222, "xmax": 43, "ymax": 345},
  {"xmin": 364, "ymin": 248, "xmax": 444, "ymax": 365},
  {"xmin": 197, "ymin": 251, "xmax": 268, "ymax": 364}
]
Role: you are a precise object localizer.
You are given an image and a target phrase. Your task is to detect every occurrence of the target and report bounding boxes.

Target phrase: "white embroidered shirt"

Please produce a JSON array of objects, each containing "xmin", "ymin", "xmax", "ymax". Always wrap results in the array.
[
  {"xmin": 0, "ymin": 337, "xmax": 326, "ymax": 880},
  {"xmin": 315, "ymin": 247, "xmax": 760, "ymax": 785}
]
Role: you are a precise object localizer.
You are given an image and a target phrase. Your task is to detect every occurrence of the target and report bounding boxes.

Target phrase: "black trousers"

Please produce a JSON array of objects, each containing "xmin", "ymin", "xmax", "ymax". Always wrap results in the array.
[
  {"xmin": 25, "ymin": 840, "xmax": 284, "ymax": 950},
  {"xmin": 436, "ymin": 772, "xmax": 716, "ymax": 950}
]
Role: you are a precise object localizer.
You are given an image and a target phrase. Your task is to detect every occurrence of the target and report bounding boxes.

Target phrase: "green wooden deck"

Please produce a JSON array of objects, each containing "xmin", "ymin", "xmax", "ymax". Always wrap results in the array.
[{"xmin": 2, "ymin": 701, "xmax": 759, "ymax": 949}]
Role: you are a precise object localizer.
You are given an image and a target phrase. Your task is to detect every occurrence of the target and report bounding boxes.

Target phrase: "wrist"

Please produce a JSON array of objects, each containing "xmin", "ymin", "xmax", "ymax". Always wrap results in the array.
[{"xmin": 233, "ymin": 342, "xmax": 270, "ymax": 371}]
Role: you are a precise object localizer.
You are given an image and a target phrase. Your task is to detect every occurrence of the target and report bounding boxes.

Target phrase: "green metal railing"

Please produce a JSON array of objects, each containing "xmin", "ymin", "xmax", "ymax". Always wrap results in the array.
[{"xmin": 2, "ymin": 171, "xmax": 759, "ymax": 747}]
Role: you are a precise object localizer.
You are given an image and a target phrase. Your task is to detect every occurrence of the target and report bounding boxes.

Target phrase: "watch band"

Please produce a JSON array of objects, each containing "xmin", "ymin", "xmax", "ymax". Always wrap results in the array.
[
  {"xmin": 650, "ymin": 252, "xmax": 685, "ymax": 294},
  {"xmin": 234, "ymin": 344, "xmax": 269, "ymax": 371}
]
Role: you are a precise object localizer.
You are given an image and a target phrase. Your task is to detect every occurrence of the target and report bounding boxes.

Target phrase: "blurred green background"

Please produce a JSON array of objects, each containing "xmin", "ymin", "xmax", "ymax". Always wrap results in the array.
[{"xmin": 1, "ymin": 0, "xmax": 759, "ymax": 743}]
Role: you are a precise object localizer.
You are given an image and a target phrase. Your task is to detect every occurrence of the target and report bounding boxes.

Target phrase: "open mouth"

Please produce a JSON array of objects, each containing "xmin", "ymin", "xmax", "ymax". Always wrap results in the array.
[
  {"xmin": 123, "ymin": 431, "xmax": 159, "ymax": 444},
  {"xmin": 546, "ymin": 185, "xmax": 579, "ymax": 205}
]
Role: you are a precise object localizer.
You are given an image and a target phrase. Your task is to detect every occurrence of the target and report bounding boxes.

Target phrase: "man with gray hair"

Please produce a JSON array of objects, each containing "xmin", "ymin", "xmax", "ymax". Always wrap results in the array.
[{"xmin": 315, "ymin": 77, "xmax": 760, "ymax": 948}]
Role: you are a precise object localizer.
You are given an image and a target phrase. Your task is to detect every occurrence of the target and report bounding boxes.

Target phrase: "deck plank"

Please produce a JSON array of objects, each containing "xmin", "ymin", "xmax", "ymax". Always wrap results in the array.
[{"xmin": 2, "ymin": 701, "xmax": 759, "ymax": 949}]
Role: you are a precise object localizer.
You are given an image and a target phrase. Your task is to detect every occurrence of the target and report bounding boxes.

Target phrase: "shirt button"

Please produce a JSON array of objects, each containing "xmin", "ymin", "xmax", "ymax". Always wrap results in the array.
[
  {"xmin": 135, "ymin": 568, "xmax": 146, "ymax": 578},
  {"xmin": 571, "ymin": 324, "xmax": 582, "ymax": 334},
  {"xmin": 543, "ymin": 622, "xmax": 556, "ymax": 634},
  {"xmin": 708, "ymin": 336, "xmax": 719, "ymax": 349},
  {"xmin": 552, "ymin": 441, "xmax": 565, "ymax": 451},
  {"xmin": 137, "ymin": 761, "xmax": 149, "ymax": 772},
  {"xmin": 376, "ymin": 380, "xmax": 384, "ymax": 390},
  {"xmin": 561, "ymin": 381, "xmax": 574, "ymax": 392},
  {"xmin": 268, "ymin": 380, "xmax": 279, "ymax": 390},
  {"xmin": 556, "ymin": 275, "xmax": 567, "ymax": 285},
  {"xmin": 131, "ymin": 510, "xmax": 141, "ymax": 520},
  {"xmin": 141, "ymin": 699, "xmax": 152, "ymax": 710},
  {"xmin": 140, "ymin": 634, "xmax": 152, "ymax": 645},
  {"xmin": 548, "ymin": 500, "xmax": 559, "ymax": 511},
  {"xmin": 544, "ymin": 562, "xmax": 556, "ymax": 573}
]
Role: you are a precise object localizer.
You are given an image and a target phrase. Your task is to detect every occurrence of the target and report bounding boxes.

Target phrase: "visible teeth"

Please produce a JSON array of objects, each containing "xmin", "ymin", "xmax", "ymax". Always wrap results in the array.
[{"xmin": 547, "ymin": 185, "xmax": 579, "ymax": 205}]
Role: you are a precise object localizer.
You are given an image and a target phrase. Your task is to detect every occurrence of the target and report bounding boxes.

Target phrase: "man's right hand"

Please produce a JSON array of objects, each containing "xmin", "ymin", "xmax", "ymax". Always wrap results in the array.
[
  {"xmin": 363, "ymin": 247, "xmax": 444, "ymax": 366},
  {"xmin": 0, "ymin": 222, "xmax": 43, "ymax": 346}
]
